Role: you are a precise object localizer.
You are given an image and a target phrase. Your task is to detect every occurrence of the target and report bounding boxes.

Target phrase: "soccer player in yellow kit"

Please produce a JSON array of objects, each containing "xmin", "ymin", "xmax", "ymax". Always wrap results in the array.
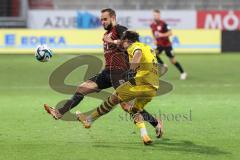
[{"xmin": 77, "ymin": 30, "xmax": 161, "ymax": 145}]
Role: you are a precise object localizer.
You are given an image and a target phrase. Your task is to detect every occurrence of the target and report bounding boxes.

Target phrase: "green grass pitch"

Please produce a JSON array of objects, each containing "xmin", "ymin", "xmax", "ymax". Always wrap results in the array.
[{"xmin": 0, "ymin": 53, "xmax": 239, "ymax": 160}]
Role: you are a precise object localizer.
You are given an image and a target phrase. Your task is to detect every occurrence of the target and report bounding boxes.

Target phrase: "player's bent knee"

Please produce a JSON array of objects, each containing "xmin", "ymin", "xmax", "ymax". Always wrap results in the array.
[
  {"xmin": 77, "ymin": 80, "xmax": 99, "ymax": 94},
  {"xmin": 120, "ymin": 102, "xmax": 132, "ymax": 112}
]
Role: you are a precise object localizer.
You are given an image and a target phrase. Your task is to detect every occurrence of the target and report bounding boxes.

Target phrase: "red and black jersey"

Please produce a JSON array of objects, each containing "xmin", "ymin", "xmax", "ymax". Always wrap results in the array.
[
  {"xmin": 103, "ymin": 24, "xmax": 129, "ymax": 70},
  {"xmin": 150, "ymin": 20, "xmax": 172, "ymax": 47}
]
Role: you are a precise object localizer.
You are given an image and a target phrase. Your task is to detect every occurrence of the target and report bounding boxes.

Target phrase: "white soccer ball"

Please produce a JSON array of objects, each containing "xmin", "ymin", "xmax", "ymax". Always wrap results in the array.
[{"xmin": 35, "ymin": 45, "xmax": 53, "ymax": 62}]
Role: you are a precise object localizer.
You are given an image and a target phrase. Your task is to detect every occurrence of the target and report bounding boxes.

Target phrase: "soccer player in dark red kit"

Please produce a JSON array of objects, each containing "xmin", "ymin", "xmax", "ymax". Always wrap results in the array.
[
  {"xmin": 44, "ymin": 8, "xmax": 163, "ymax": 138},
  {"xmin": 150, "ymin": 9, "xmax": 187, "ymax": 80}
]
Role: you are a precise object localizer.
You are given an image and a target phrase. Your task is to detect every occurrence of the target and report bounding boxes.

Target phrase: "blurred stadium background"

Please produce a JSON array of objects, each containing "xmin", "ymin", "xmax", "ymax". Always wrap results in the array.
[
  {"xmin": 1, "ymin": 0, "xmax": 240, "ymax": 53},
  {"xmin": 0, "ymin": 1, "xmax": 240, "ymax": 160}
]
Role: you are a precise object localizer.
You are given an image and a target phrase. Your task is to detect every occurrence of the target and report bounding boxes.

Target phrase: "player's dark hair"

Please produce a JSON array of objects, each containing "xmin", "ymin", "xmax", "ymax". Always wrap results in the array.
[
  {"xmin": 121, "ymin": 30, "xmax": 139, "ymax": 42},
  {"xmin": 153, "ymin": 9, "xmax": 160, "ymax": 13},
  {"xmin": 101, "ymin": 8, "xmax": 116, "ymax": 17}
]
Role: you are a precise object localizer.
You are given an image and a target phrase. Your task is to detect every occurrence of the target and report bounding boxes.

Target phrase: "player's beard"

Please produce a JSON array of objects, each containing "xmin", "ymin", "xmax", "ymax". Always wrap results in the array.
[
  {"xmin": 104, "ymin": 22, "xmax": 113, "ymax": 31},
  {"xmin": 155, "ymin": 19, "xmax": 160, "ymax": 23}
]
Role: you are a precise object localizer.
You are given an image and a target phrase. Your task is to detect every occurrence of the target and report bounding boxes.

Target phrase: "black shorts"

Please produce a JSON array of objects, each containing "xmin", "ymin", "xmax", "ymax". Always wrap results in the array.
[
  {"xmin": 89, "ymin": 69, "xmax": 126, "ymax": 90},
  {"xmin": 156, "ymin": 46, "xmax": 174, "ymax": 58}
]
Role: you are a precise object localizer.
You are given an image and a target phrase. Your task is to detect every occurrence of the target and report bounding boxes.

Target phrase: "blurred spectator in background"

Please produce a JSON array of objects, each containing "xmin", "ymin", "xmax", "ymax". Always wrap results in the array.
[
  {"xmin": 150, "ymin": 9, "xmax": 187, "ymax": 80},
  {"xmin": 28, "ymin": 0, "xmax": 53, "ymax": 9},
  {"xmin": 0, "ymin": 0, "xmax": 20, "ymax": 17}
]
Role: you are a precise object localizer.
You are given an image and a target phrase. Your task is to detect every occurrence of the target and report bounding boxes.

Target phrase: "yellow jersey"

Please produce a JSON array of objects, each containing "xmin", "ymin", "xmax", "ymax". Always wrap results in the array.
[{"xmin": 127, "ymin": 42, "xmax": 159, "ymax": 89}]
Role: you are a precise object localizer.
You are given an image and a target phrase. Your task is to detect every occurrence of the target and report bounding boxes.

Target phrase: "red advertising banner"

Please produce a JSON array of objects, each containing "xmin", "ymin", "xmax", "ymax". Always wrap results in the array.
[{"xmin": 197, "ymin": 10, "xmax": 240, "ymax": 30}]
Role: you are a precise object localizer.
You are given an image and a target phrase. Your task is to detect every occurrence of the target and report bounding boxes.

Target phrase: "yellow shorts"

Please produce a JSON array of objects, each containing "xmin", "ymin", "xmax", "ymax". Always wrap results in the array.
[{"xmin": 115, "ymin": 81, "xmax": 157, "ymax": 111}]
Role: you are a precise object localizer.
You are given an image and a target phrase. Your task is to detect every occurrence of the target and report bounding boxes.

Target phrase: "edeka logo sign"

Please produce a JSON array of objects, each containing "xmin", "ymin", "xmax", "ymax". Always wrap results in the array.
[
  {"xmin": 4, "ymin": 33, "xmax": 66, "ymax": 47},
  {"xmin": 0, "ymin": 29, "xmax": 220, "ymax": 54},
  {"xmin": 76, "ymin": 12, "xmax": 101, "ymax": 29}
]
